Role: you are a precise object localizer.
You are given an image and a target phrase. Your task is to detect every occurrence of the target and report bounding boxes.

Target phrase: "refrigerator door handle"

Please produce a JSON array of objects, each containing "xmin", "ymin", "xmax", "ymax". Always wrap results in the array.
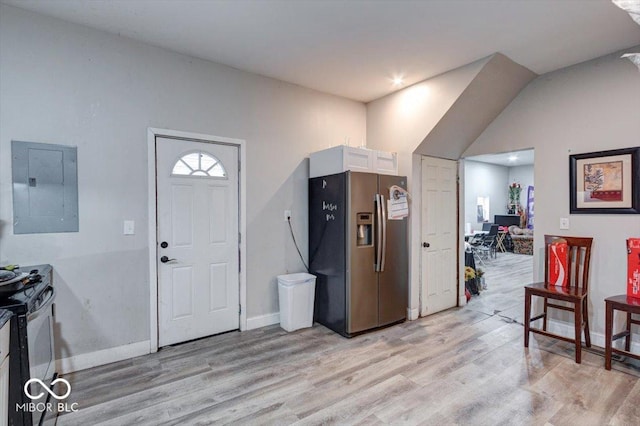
[
  {"xmin": 375, "ymin": 194, "xmax": 382, "ymax": 272},
  {"xmin": 380, "ymin": 194, "xmax": 387, "ymax": 272}
]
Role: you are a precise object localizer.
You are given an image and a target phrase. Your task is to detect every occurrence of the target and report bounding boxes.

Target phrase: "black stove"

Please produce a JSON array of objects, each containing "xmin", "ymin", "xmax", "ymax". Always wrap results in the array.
[
  {"xmin": 1, "ymin": 264, "xmax": 56, "ymax": 426},
  {"xmin": 0, "ymin": 269, "xmax": 48, "ymax": 315}
]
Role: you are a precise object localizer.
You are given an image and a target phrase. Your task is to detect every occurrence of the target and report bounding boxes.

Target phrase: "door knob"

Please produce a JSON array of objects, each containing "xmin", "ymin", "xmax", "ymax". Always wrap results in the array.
[
  {"xmin": 160, "ymin": 256, "xmax": 176, "ymax": 263},
  {"xmin": 160, "ymin": 241, "xmax": 168, "ymax": 249},
  {"xmin": 422, "ymin": 242, "xmax": 430, "ymax": 248}
]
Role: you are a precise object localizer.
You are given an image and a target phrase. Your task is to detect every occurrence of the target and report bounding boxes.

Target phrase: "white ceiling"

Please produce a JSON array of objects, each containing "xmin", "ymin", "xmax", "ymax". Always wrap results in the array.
[
  {"xmin": 3, "ymin": 0, "xmax": 640, "ymax": 103},
  {"xmin": 467, "ymin": 149, "xmax": 535, "ymax": 167}
]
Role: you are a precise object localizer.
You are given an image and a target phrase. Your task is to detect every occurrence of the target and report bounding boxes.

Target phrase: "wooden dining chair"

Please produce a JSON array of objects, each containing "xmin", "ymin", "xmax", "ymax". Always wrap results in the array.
[{"xmin": 524, "ymin": 235, "xmax": 593, "ymax": 363}]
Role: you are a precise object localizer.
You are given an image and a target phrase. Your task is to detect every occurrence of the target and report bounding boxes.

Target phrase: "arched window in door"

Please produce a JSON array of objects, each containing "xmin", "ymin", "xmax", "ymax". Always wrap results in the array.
[{"xmin": 171, "ymin": 151, "xmax": 227, "ymax": 178}]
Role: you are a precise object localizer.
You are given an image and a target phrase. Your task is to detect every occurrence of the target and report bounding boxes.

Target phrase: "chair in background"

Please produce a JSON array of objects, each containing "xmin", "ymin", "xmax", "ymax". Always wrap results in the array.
[
  {"xmin": 469, "ymin": 237, "xmax": 487, "ymax": 266},
  {"xmin": 482, "ymin": 222, "xmax": 495, "ymax": 232},
  {"xmin": 481, "ymin": 224, "xmax": 499, "ymax": 257},
  {"xmin": 524, "ymin": 235, "xmax": 593, "ymax": 363},
  {"xmin": 469, "ymin": 233, "xmax": 487, "ymax": 265},
  {"xmin": 470, "ymin": 224, "xmax": 498, "ymax": 265}
]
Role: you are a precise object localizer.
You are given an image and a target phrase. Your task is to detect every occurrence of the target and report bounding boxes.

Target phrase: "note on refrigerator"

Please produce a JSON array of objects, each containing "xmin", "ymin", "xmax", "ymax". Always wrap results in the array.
[{"xmin": 388, "ymin": 185, "xmax": 409, "ymax": 220}]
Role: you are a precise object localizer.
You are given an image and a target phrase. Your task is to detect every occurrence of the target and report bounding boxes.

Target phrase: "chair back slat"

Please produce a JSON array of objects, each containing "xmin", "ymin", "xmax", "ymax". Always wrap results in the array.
[
  {"xmin": 544, "ymin": 235, "xmax": 593, "ymax": 290},
  {"xmin": 569, "ymin": 245, "xmax": 585, "ymax": 288}
]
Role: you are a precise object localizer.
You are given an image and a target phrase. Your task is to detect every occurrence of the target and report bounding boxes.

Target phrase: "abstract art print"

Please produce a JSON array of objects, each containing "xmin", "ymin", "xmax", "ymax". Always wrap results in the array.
[
  {"xmin": 583, "ymin": 160, "xmax": 623, "ymax": 202},
  {"xmin": 570, "ymin": 147, "xmax": 640, "ymax": 214}
]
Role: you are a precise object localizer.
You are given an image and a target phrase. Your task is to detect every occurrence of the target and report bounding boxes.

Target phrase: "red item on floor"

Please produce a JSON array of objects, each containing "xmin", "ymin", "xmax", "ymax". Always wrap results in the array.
[
  {"xmin": 465, "ymin": 288, "xmax": 471, "ymax": 302},
  {"xmin": 628, "ymin": 238, "xmax": 640, "ymax": 299},
  {"xmin": 548, "ymin": 237, "xmax": 568, "ymax": 287}
]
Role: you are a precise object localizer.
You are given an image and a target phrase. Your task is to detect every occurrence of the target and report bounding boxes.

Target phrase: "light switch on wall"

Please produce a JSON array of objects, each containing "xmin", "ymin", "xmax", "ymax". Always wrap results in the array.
[
  {"xmin": 124, "ymin": 220, "xmax": 135, "ymax": 235},
  {"xmin": 560, "ymin": 217, "xmax": 570, "ymax": 230}
]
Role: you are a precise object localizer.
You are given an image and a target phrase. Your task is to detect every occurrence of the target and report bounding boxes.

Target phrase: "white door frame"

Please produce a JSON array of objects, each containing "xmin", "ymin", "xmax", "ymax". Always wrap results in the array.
[
  {"xmin": 456, "ymin": 159, "xmax": 466, "ymax": 307},
  {"xmin": 147, "ymin": 127, "xmax": 247, "ymax": 353}
]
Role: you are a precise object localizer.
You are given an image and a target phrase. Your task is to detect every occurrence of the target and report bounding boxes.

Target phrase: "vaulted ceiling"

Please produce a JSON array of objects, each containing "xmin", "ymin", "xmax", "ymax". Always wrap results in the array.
[{"xmin": 3, "ymin": 0, "xmax": 640, "ymax": 103}]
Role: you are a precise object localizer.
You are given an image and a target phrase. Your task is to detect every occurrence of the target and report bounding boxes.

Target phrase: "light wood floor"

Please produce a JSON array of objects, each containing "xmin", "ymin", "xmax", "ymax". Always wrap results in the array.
[
  {"xmin": 466, "ymin": 250, "xmax": 534, "ymax": 323},
  {"xmin": 53, "ymin": 253, "xmax": 640, "ymax": 425}
]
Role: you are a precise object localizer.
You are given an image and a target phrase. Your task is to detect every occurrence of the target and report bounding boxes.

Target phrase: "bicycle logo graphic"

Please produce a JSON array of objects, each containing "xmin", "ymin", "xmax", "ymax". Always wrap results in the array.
[{"xmin": 24, "ymin": 378, "xmax": 71, "ymax": 400}]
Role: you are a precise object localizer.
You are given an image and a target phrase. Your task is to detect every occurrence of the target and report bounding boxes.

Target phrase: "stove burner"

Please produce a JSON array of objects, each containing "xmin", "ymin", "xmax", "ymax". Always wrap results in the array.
[
  {"xmin": 0, "ymin": 270, "xmax": 41, "ymax": 296},
  {"xmin": 0, "ymin": 270, "xmax": 16, "ymax": 282}
]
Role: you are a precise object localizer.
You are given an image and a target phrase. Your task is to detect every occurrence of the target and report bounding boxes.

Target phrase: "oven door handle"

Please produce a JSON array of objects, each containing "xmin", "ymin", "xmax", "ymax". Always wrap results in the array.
[{"xmin": 27, "ymin": 287, "xmax": 55, "ymax": 322}]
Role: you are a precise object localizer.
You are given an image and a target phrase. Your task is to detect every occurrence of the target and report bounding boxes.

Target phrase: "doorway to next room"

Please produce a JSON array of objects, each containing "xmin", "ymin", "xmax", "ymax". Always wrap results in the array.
[{"xmin": 462, "ymin": 149, "xmax": 534, "ymax": 323}]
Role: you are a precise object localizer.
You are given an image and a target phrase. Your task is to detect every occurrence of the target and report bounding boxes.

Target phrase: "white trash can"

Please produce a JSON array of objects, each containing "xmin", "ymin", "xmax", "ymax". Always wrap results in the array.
[{"xmin": 277, "ymin": 273, "xmax": 316, "ymax": 332}]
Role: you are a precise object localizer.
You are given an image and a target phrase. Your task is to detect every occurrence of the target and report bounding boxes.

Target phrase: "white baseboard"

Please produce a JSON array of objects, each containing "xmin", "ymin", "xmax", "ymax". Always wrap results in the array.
[
  {"xmin": 545, "ymin": 319, "xmax": 640, "ymax": 353},
  {"xmin": 246, "ymin": 312, "xmax": 280, "ymax": 330},
  {"xmin": 56, "ymin": 340, "xmax": 151, "ymax": 375},
  {"xmin": 407, "ymin": 307, "xmax": 419, "ymax": 321},
  {"xmin": 58, "ymin": 313, "xmax": 282, "ymax": 374}
]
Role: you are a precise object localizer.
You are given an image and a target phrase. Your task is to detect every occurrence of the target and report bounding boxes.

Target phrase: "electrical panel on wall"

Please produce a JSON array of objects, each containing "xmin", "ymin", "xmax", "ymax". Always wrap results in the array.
[{"xmin": 12, "ymin": 140, "xmax": 79, "ymax": 234}]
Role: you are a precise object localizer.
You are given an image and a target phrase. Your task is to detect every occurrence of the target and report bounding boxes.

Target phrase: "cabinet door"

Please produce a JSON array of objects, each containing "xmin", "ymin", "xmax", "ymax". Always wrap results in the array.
[
  {"xmin": 343, "ymin": 146, "xmax": 374, "ymax": 173},
  {"xmin": 0, "ymin": 355, "xmax": 8, "ymax": 426},
  {"xmin": 374, "ymin": 151, "xmax": 398, "ymax": 175}
]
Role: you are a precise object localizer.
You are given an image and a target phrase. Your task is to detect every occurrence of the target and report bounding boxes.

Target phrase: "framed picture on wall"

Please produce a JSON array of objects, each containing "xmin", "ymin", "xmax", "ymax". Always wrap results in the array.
[{"xmin": 569, "ymin": 147, "xmax": 640, "ymax": 214}]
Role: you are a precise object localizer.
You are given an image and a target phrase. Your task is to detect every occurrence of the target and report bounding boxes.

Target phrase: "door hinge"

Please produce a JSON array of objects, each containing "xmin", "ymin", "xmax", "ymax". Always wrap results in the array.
[
  {"xmin": 238, "ymin": 232, "xmax": 241, "ymax": 244},
  {"xmin": 239, "ymin": 304, "xmax": 242, "ymax": 314}
]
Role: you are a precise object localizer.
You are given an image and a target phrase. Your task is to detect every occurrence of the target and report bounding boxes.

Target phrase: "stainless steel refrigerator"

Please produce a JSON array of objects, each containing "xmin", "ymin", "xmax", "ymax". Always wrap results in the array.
[{"xmin": 309, "ymin": 171, "xmax": 408, "ymax": 337}]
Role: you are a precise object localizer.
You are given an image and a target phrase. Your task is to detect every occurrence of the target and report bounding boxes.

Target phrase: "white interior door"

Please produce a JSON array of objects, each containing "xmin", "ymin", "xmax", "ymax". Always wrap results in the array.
[
  {"xmin": 421, "ymin": 156, "xmax": 458, "ymax": 316},
  {"xmin": 156, "ymin": 137, "xmax": 239, "ymax": 347}
]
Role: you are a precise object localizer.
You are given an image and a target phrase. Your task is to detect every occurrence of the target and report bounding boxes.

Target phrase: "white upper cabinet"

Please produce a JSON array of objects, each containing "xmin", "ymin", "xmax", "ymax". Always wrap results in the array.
[{"xmin": 309, "ymin": 146, "xmax": 398, "ymax": 178}]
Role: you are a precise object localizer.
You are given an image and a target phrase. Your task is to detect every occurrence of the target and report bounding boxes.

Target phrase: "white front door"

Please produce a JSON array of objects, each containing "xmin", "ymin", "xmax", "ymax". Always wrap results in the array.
[
  {"xmin": 421, "ymin": 156, "xmax": 458, "ymax": 316},
  {"xmin": 156, "ymin": 137, "xmax": 239, "ymax": 347}
]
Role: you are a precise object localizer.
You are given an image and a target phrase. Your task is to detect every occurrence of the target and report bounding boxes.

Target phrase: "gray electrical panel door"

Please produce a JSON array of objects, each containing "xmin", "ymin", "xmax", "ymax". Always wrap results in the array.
[{"xmin": 12, "ymin": 141, "xmax": 79, "ymax": 234}]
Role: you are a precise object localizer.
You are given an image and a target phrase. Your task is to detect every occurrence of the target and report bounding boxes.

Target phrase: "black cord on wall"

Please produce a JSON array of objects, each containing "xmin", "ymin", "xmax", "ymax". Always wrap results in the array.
[{"xmin": 287, "ymin": 217, "xmax": 309, "ymax": 271}]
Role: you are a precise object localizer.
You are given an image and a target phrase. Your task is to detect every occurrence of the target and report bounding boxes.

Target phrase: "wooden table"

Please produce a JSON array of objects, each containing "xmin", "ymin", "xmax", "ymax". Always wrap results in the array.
[
  {"xmin": 495, "ymin": 231, "xmax": 508, "ymax": 253},
  {"xmin": 604, "ymin": 294, "xmax": 640, "ymax": 370}
]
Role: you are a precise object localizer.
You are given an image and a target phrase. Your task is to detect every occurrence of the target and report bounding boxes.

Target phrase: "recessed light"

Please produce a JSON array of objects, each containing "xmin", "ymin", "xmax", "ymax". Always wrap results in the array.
[
  {"xmin": 392, "ymin": 76, "xmax": 404, "ymax": 86},
  {"xmin": 508, "ymin": 155, "xmax": 518, "ymax": 162}
]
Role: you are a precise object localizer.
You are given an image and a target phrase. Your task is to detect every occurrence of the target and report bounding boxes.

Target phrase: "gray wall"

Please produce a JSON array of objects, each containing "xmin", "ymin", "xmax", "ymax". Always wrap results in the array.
[
  {"xmin": 415, "ymin": 54, "xmax": 536, "ymax": 160},
  {"xmin": 0, "ymin": 6, "xmax": 366, "ymax": 360},
  {"xmin": 463, "ymin": 161, "xmax": 509, "ymax": 231},
  {"xmin": 3, "ymin": 3, "xmax": 637, "ymax": 363},
  {"xmin": 366, "ymin": 59, "xmax": 488, "ymax": 312},
  {"xmin": 366, "ymin": 55, "xmax": 536, "ymax": 312},
  {"xmin": 464, "ymin": 162, "xmax": 534, "ymax": 231},
  {"xmin": 465, "ymin": 48, "xmax": 640, "ymax": 341}
]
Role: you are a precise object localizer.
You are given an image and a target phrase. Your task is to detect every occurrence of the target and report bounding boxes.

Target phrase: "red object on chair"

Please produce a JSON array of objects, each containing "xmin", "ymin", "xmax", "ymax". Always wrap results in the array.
[
  {"xmin": 548, "ymin": 238, "xmax": 568, "ymax": 287},
  {"xmin": 524, "ymin": 235, "xmax": 593, "ymax": 363},
  {"xmin": 628, "ymin": 238, "xmax": 640, "ymax": 299}
]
